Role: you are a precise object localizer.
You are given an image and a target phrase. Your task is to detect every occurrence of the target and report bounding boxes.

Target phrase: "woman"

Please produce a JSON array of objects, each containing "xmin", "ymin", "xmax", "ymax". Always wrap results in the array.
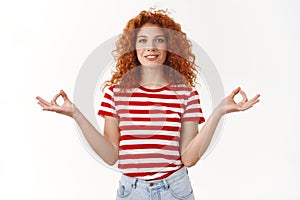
[{"xmin": 36, "ymin": 9, "xmax": 260, "ymax": 200}]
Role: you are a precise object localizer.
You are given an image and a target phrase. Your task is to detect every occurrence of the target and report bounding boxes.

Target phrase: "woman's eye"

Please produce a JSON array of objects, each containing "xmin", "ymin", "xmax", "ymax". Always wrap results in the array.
[
  {"xmin": 138, "ymin": 39, "xmax": 147, "ymax": 43},
  {"xmin": 156, "ymin": 38, "xmax": 165, "ymax": 43}
]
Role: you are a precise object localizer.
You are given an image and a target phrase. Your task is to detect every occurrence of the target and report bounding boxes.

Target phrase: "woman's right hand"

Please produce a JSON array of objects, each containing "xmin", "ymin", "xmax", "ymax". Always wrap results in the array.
[{"xmin": 36, "ymin": 90, "xmax": 76, "ymax": 118}]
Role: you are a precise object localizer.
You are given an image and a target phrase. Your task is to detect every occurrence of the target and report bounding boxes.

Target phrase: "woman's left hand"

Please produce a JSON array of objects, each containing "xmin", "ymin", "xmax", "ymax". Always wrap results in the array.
[{"xmin": 217, "ymin": 87, "xmax": 260, "ymax": 115}]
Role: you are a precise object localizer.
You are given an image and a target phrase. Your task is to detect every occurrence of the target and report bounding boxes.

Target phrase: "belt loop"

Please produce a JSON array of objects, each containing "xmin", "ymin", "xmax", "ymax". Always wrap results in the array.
[
  {"xmin": 132, "ymin": 179, "xmax": 138, "ymax": 189},
  {"xmin": 163, "ymin": 179, "xmax": 170, "ymax": 190}
]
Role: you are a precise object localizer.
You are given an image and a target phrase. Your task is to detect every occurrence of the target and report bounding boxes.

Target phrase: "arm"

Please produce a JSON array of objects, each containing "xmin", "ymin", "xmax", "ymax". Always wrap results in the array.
[
  {"xmin": 180, "ymin": 109, "xmax": 222, "ymax": 167},
  {"xmin": 36, "ymin": 90, "xmax": 119, "ymax": 166},
  {"xmin": 180, "ymin": 87, "xmax": 260, "ymax": 167},
  {"xmin": 73, "ymin": 109, "xmax": 119, "ymax": 165}
]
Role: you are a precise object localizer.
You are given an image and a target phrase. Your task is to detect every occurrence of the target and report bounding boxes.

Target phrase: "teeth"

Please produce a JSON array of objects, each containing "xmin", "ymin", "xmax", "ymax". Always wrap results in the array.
[{"xmin": 146, "ymin": 55, "xmax": 157, "ymax": 58}]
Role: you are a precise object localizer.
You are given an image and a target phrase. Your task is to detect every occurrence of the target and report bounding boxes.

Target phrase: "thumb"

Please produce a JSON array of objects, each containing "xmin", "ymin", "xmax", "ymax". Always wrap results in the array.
[
  {"xmin": 60, "ymin": 89, "xmax": 69, "ymax": 101},
  {"xmin": 229, "ymin": 87, "xmax": 241, "ymax": 98}
]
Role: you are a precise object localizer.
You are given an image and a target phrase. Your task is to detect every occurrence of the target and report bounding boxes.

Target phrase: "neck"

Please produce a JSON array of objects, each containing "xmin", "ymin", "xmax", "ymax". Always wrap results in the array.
[{"xmin": 140, "ymin": 65, "xmax": 169, "ymax": 89}]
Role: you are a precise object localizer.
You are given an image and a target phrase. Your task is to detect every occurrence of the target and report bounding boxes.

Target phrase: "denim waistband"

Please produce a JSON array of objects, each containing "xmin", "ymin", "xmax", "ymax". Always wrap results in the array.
[{"xmin": 119, "ymin": 166, "xmax": 188, "ymax": 190}]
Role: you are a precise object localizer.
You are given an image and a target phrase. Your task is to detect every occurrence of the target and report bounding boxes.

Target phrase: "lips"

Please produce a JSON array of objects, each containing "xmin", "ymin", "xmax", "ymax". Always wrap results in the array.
[{"xmin": 144, "ymin": 54, "xmax": 159, "ymax": 61}]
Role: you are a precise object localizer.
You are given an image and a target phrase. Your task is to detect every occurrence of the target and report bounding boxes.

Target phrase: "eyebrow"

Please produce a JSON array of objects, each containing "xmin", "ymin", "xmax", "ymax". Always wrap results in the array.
[{"xmin": 137, "ymin": 34, "xmax": 166, "ymax": 38}]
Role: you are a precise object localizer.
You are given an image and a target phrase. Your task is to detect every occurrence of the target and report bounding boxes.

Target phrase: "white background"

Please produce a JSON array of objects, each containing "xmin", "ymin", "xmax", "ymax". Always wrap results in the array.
[{"xmin": 1, "ymin": 0, "xmax": 299, "ymax": 199}]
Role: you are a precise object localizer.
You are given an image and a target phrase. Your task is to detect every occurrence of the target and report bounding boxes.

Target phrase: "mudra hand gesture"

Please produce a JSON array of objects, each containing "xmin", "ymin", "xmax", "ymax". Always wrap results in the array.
[
  {"xmin": 217, "ymin": 87, "xmax": 260, "ymax": 115},
  {"xmin": 36, "ymin": 87, "xmax": 260, "ymax": 118},
  {"xmin": 36, "ymin": 90, "xmax": 75, "ymax": 118}
]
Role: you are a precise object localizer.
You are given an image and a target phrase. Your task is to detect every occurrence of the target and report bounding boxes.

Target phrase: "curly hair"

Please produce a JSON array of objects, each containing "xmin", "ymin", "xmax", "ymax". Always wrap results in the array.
[{"xmin": 103, "ymin": 9, "xmax": 197, "ymax": 90}]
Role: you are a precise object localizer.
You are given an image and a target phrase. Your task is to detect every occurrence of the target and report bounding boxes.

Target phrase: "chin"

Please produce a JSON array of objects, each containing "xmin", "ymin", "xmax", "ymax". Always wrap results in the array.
[{"xmin": 141, "ymin": 63, "xmax": 163, "ymax": 67}]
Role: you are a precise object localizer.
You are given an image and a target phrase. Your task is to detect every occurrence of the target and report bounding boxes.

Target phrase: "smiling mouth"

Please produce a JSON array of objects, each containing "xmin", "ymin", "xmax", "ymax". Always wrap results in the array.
[{"xmin": 145, "ymin": 55, "xmax": 159, "ymax": 61}]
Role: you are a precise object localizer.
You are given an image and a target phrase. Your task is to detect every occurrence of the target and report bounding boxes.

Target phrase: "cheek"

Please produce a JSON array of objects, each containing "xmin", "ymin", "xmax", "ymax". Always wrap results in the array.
[
  {"xmin": 161, "ymin": 51, "xmax": 167, "ymax": 61},
  {"xmin": 159, "ymin": 44, "xmax": 167, "ymax": 61},
  {"xmin": 136, "ymin": 49, "xmax": 144, "ymax": 62}
]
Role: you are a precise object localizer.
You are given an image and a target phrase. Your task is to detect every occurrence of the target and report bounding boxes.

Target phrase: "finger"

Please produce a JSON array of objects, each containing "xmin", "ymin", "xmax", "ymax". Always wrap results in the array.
[
  {"xmin": 229, "ymin": 87, "xmax": 241, "ymax": 98},
  {"xmin": 51, "ymin": 92, "xmax": 61, "ymax": 106},
  {"xmin": 37, "ymin": 100, "xmax": 49, "ymax": 108},
  {"xmin": 42, "ymin": 106, "xmax": 56, "ymax": 112},
  {"xmin": 44, "ymin": 104, "xmax": 61, "ymax": 112},
  {"xmin": 248, "ymin": 94, "xmax": 260, "ymax": 103},
  {"xmin": 60, "ymin": 89, "xmax": 69, "ymax": 101},
  {"xmin": 239, "ymin": 90, "xmax": 248, "ymax": 103},
  {"xmin": 240, "ymin": 94, "xmax": 260, "ymax": 111},
  {"xmin": 37, "ymin": 101, "xmax": 46, "ymax": 108},
  {"xmin": 37, "ymin": 101, "xmax": 55, "ymax": 111},
  {"xmin": 250, "ymin": 95, "xmax": 260, "ymax": 106},
  {"xmin": 36, "ymin": 96, "xmax": 52, "ymax": 107}
]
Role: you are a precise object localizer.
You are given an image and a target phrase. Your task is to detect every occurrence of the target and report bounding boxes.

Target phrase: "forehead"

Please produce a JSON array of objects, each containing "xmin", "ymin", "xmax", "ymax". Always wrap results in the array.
[{"xmin": 137, "ymin": 23, "xmax": 165, "ymax": 37}]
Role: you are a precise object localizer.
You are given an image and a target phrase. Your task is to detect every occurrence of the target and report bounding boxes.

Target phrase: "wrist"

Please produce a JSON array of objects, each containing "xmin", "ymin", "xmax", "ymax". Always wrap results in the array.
[
  {"xmin": 213, "ymin": 104, "xmax": 226, "ymax": 117},
  {"xmin": 72, "ymin": 105, "xmax": 82, "ymax": 119}
]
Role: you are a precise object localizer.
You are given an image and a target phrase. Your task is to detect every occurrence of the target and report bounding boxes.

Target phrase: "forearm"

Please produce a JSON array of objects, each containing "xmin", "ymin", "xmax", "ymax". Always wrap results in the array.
[
  {"xmin": 181, "ymin": 108, "xmax": 223, "ymax": 167},
  {"xmin": 73, "ymin": 107, "xmax": 118, "ymax": 165},
  {"xmin": 181, "ymin": 87, "xmax": 260, "ymax": 167}
]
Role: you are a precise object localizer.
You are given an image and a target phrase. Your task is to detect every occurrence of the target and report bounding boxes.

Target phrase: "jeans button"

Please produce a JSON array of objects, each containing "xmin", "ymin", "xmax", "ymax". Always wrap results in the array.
[{"xmin": 149, "ymin": 182, "xmax": 154, "ymax": 187}]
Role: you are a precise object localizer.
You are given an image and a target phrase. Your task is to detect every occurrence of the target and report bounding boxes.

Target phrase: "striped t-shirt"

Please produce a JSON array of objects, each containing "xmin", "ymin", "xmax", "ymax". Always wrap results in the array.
[{"xmin": 98, "ymin": 83, "xmax": 205, "ymax": 180}]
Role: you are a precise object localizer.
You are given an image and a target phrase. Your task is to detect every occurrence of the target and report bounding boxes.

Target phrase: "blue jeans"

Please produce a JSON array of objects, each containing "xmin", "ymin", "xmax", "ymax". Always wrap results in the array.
[{"xmin": 116, "ymin": 167, "xmax": 195, "ymax": 200}]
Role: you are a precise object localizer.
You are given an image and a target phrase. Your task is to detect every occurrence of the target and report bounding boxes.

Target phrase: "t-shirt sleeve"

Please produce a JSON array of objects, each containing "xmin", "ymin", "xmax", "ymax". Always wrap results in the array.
[
  {"xmin": 97, "ymin": 86, "xmax": 119, "ymax": 118},
  {"xmin": 182, "ymin": 89, "xmax": 205, "ymax": 124}
]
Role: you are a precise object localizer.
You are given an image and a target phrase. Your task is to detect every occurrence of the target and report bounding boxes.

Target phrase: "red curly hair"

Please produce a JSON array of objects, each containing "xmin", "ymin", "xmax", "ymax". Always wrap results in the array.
[{"xmin": 103, "ymin": 9, "xmax": 197, "ymax": 89}]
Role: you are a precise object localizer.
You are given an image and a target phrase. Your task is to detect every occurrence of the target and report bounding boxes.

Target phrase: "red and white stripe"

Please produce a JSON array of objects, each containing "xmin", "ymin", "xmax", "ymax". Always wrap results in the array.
[{"xmin": 98, "ymin": 84, "xmax": 205, "ymax": 180}]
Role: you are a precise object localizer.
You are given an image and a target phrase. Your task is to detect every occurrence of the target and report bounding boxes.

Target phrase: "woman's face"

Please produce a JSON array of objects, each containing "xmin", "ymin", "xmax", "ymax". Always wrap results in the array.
[{"xmin": 135, "ymin": 23, "xmax": 167, "ymax": 66}]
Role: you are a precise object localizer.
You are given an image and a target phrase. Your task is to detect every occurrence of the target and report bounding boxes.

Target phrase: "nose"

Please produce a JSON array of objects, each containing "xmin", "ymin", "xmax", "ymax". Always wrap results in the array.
[
  {"xmin": 146, "ymin": 40, "xmax": 157, "ymax": 51},
  {"xmin": 146, "ymin": 48, "xmax": 157, "ymax": 52}
]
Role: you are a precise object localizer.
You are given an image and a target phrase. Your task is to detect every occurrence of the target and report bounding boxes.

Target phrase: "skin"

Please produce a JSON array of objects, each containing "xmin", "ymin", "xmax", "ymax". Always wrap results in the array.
[
  {"xmin": 136, "ymin": 23, "xmax": 167, "ymax": 67},
  {"xmin": 36, "ymin": 23, "xmax": 260, "ymax": 167},
  {"xmin": 135, "ymin": 23, "xmax": 168, "ymax": 89}
]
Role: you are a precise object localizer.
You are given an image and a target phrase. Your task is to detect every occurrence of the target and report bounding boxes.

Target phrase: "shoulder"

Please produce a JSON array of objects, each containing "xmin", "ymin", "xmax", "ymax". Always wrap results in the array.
[
  {"xmin": 104, "ymin": 84, "xmax": 121, "ymax": 93},
  {"xmin": 168, "ymin": 84, "xmax": 197, "ymax": 95}
]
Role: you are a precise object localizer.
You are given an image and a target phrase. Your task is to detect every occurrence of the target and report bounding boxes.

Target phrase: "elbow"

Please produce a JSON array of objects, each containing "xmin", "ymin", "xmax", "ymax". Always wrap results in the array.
[
  {"xmin": 103, "ymin": 151, "xmax": 119, "ymax": 166},
  {"xmin": 106, "ymin": 157, "xmax": 118, "ymax": 166},
  {"xmin": 107, "ymin": 160, "xmax": 117, "ymax": 166},
  {"xmin": 181, "ymin": 156, "xmax": 199, "ymax": 168},
  {"xmin": 183, "ymin": 160, "xmax": 196, "ymax": 168},
  {"xmin": 104, "ymin": 146, "xmax": 119, "ymax": 166}
]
